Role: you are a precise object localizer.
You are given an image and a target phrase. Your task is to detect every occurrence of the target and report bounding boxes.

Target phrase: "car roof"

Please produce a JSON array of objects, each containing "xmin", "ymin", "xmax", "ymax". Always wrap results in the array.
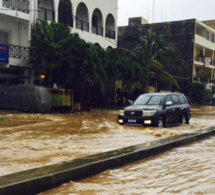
[{"xmin": 141, "ymin": 92, "xmax": 182, "ymax": 96}]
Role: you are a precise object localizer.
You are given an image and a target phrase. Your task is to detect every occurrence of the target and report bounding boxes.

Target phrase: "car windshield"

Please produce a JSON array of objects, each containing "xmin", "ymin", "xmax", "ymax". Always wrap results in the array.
[{"xmin": 133, "ymin": 95, "xmax": 163, "ymax": 105}]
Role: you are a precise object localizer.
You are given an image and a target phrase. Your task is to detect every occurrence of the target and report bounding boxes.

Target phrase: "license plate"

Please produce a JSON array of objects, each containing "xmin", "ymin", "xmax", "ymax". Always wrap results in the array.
[{"xmin": 128, "ymin": 119, "xmax": 136, "ymax": 123}]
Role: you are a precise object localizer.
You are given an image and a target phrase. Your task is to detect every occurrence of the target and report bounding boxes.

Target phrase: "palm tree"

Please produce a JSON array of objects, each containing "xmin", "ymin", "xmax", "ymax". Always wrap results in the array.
[
  {"xmin": 133, "ymin": 28, "xmax": 180, "ymax": 92},
  {"xmin": 30, "ymin": 19, "xmax": 85, "ymax": 87}
]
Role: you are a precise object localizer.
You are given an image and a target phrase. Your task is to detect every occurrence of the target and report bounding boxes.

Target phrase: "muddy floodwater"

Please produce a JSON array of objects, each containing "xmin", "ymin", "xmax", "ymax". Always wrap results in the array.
[
  {"xmin": 0, "ymin": 106, "xmax": 215, "ymax": 179},
  {"xmin": 41, "ymin": 136, "xmax": 215, "ymax": 195}
]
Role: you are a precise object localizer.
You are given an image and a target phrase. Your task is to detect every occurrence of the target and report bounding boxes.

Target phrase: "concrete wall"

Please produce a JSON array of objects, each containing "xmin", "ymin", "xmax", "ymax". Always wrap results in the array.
[{"xmin": 118, "ymin": 18, "xmax": 196, "ymax": 89}]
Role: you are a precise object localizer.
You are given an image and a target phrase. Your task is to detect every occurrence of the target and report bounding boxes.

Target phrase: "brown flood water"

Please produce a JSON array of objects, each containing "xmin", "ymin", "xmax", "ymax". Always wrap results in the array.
[
  {"xmin": 1, "ymin": 106, "xmax": 215, "ymax": 193},
  {"xmin": 40, "ymin": 136, "xmax": 215, "ymax": 195}
]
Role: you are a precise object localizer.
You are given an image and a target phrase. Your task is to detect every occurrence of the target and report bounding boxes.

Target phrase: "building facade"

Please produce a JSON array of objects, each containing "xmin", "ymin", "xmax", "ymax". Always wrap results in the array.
[
  {"xmin": 118, "ymin": 17, "xmax": 215, "ymax": 93},
  {"xmin": 0, "ymin": 0, "xmax": 118, "ymax": 87}
]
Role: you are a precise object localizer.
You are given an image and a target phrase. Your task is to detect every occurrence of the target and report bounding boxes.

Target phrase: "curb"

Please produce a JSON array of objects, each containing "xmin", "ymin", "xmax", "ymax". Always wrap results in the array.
[{"xmin": 0, "ymin": 127, "xmax": 215, "ymax": 195}]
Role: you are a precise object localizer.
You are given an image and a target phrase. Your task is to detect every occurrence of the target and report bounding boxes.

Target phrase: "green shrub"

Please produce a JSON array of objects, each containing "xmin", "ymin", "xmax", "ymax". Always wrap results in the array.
[{"xmin": 189, "ymin": 82, "xmax": 206, "ymax": 104}]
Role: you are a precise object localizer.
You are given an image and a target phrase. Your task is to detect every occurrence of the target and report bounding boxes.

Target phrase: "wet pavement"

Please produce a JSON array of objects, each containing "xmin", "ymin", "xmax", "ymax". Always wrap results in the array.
[{"xmin": 1, "ymin": 106, "xmax": 215, "ymax": 193}]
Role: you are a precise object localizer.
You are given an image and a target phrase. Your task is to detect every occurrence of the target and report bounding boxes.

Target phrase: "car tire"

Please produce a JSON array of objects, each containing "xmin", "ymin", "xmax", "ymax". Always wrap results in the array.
[{"xmin": 157, "ymin": 117, "xmax": 165, "ymax": 128}]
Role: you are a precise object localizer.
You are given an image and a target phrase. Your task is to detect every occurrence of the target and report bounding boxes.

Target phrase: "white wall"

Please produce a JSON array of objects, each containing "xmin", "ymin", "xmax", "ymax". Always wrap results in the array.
[{"xmin": 52, "ymin": 0, "xmax": 118, "ymax": 49}]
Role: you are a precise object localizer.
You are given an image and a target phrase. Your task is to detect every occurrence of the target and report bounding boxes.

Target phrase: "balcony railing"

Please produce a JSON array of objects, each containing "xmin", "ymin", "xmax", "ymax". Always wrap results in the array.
[
  {"xmin": 92, "ymin": 26, "xmax": 103, "ymax": 36},
  {"xmin": 195, "ymin": 56, "xmax": 204, "ymax": 63},
  {"xmin": 9, "ymin": 44, "xmax": 29, "ymax": 59},
  {"xmin": 195, "ymin": 56, "xmax": 215, "ymax": 66},
  {"xmin": 3, "ymin": 0, "xmax": 29, "ymax": 13},
  {"xmin": 105, "ymin": 29, "xmax": 115, "ymax": 39},
  {"xmin": 76, "ymin": 19, "xmax": 89, "ymax": 32},
  {"xmin": 38, "ymin": 6, "xmax": 55, "ymax": 21}
]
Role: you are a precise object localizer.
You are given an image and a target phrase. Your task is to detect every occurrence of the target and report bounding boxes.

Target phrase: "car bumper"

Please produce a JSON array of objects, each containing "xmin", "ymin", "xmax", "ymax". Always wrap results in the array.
[{"xmin": 118, "ymin": 115, "xmax": 159, "ymax": 126}]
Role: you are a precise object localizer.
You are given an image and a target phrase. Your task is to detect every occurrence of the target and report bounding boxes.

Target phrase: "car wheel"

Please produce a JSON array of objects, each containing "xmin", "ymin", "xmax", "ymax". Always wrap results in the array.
[{"xmin": 157, "ymin": 117, "xmax": 164, "ymax": 128}]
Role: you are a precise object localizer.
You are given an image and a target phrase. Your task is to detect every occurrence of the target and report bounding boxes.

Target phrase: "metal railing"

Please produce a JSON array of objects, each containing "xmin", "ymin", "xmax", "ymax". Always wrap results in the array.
[
  {"xmin": 38, "ymin": 6, "xmax": 55, "ymax": 21},
  {"xmin": 92, "ymin": 25, "xmax": 103, "ymax": 36},
  {"xmin": 76, "ymin": 19, "xmax": 89, "ymax": 32},
  {"xmin": 195, "ymin": 56, "xmax": 215, "ymax": 66},
  {"xmin": 195, "ymin": 56, "xmax": 204, "ymax": 63},
  {"xmin": 3, "ymin": 0, "xmax": 29, "ymax": 13},
  {"xmin": 105, "ymin": 29, "xmax": 115, "ymax": 39},
  {"xmin": 9, "ymin": 44, "xmax": 29, "ymax": 59}
]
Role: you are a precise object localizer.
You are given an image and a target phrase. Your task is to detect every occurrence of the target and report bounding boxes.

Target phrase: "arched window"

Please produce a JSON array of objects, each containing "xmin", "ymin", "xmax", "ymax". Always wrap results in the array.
[
  {"xmin": 58, "ymin": 0, "xmax": 73, "ymax": 27},
  {"xmin": 92, "ymin": 9, "xmax": 103, "ymax": 36},
  {"xmin": 38, "ymin": 0, "xmax": 55, "ymax": 21},
  {"xmin": 106, "ymin": 46, "xmax": 113, "ymax": 51},
  {"xmin": 76, "ymin": 3, "xmax": 89, "ymax": 32},
  {"xmin": 105, "ymin": 14, "xmax": 115, "ymax": 39},
  {"xmin": 93, "ymin": 43, "xmax": 101, "ymax": 48}
]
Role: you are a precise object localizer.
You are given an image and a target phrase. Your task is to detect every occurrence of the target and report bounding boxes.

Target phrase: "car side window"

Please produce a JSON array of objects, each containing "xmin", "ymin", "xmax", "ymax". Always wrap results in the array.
[
  {"xmin": 179, "ymin": 95, "xmax": 186, "ymax": 104},
  {"xmin": 163, "ymin": 95, "xmax": 172, "ymax": 105},
  {"xmin": 171, "ymin": 95, "xmax": 180, "ymax": 104}
]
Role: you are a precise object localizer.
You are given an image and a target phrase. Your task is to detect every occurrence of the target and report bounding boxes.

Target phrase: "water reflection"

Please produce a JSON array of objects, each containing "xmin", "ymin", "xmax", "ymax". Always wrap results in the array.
[{"xmin": 40, "ymin": 136, "xmax": 215, "ymax": 194}]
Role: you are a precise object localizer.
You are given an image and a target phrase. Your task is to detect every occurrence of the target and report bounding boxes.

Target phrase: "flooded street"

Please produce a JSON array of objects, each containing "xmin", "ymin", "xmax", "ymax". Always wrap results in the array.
[
  {"xmin": 1, "ymin": 106, "xmax": 215, "ymax": 193},
  {"xmin": 41, "ymin": 136, "xmax": 215, "ymax": 195}
]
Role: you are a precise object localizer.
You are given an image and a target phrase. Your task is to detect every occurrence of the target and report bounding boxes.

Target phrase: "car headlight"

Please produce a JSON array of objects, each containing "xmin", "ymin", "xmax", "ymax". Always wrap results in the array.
[
  {"xmin": 143, "ymin": 110, "xmax": 157, "ymax": 116},
  {"xmin": 119, "ymin": 109, "xmax": 125, "ymax": 116}
]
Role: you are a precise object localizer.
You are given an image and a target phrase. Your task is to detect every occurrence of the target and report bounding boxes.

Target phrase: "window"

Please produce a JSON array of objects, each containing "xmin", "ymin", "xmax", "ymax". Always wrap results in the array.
[
  {"xmin": 164, "ymin": 95, "xmax": 172, "ymax": 105},
  {"xmin": 0, "ymin": 31, "xmax": 9, "ymax": 44},
  {"xmin": 133, "ymin": 95, "xmax": 163, "ymax": 105},
  {"xmin": 171, "ymin": 95, "xmax": 180, "ymax": 104},
  {"xmin": 212, "ymin": 34, "xmax": 214, "ymax": 43},
  {"xmin": 206, "ymin": 31, "xmax": 210, "ymax": 40},
  {"xmin": 179, "ymin": 95, "xmax": 186, "ymax": 104}
]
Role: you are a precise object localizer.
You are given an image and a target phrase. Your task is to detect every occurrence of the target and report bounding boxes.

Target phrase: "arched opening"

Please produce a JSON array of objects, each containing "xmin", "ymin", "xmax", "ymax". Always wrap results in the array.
[
  {"xmin": 106, "ymin": 46, "xmax": 113, "ymax": 51},
  {"xmin": 38, "ymin": 0, "xmax": 55, "ymax": 21},
  {"xmin": 105, "ymin": 14, "xmax": 115, "ymax": 39},
  {"xmin": 92, "ymin": 9, "xmax": 103, "ymax": 36},
  {"xmin": 76, "ymin": 3, "xmax": 89, "ymax": 32},
  {"xmin": 58, "ymin": 0, "xmax": 73, "ymax": 27},
  {"xmin": 93, "ymin": 43, "xmax": 101, "ymax": 48}
]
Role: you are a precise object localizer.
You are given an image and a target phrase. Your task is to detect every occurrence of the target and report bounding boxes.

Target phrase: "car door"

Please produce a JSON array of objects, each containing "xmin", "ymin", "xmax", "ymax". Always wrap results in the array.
[
  {"xmin": 163, "ymin": 95, "xmax": 175, "ymax": 125},
  {"xmin": 171, "ymin": 94, "xmax": 181, "ymax": 124}
]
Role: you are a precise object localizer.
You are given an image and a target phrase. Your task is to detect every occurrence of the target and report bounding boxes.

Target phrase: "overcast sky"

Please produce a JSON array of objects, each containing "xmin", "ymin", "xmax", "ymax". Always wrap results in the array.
[{"xmin": 118, "ymin": 0, "xmax": 215, "ymax": 26}]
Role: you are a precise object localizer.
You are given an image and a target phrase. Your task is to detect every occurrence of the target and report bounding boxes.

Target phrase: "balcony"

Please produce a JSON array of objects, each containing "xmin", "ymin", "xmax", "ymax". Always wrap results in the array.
[
  {"xmin": 105, "ymin": 29, "xmax": 115, "ymax": 39},
  {"xmin": 195, "ymin": 56, "xmax": 204, "ymax": 63},
  {"xmin": 195, "ymin": 56, "xmax": 215, "ymax": 66},
  {"xmin": 92, "ymin": 26, "xmax": 103, "ymax": 36},
  {"xmin": 38, "ymin": 6, "xmax": 55, "ymax": 21},
  {"xmin": 76, "ymin": 19, "xmax": 89, "ymax": 32},
  {"xmin": 2, "ymin": 0, "xmax": 29, "ymax": 13},
  {"xmin": 195, "ymin": 34, "xmax": 215, "ymax": 51},
  {"xmin": 9, "ymin": 44, "xmax": 29, "ymax": 59}
]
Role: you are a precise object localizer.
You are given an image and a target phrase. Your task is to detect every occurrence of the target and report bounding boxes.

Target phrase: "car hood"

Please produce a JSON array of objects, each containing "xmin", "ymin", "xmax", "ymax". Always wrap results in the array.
[{"xmin": 125, "ymin": 105, "xmax": 160, "ymax": 110}]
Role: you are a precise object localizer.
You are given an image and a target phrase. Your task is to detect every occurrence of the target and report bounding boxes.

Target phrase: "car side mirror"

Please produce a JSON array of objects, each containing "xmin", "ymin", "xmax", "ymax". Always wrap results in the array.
[
  {"xmin": 127, "ymin": 100, "xmax": 133, "ymax": 106},
  {"xmin": 165, "ymin": 101, "xmax": 173, "ymax": 106}
]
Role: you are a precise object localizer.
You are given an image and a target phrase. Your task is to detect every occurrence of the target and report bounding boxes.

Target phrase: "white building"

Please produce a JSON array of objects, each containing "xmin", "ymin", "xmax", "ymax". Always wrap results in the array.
[
  {"xmin": 194, "ymin": 19, "xmax": 215, "ymax": 84},
  {"xmin": 0, "ymin": 0, "xmax": 118, "ymax": 86}
]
